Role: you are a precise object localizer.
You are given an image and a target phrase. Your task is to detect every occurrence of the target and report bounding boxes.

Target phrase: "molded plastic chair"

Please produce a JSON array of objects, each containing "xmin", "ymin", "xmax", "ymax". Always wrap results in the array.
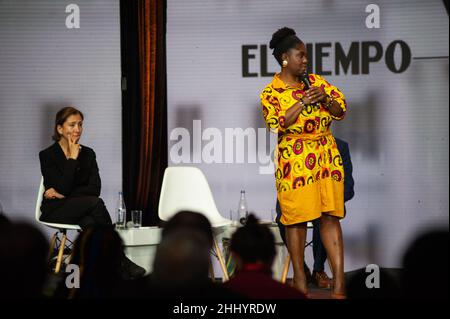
[
  {"xmin": 35, "ymin": 177, "xmax": 81, "ymax": 273},
  {"xmin": 158, "ymin": 166, "xmax": 232, "ymax": 281}
]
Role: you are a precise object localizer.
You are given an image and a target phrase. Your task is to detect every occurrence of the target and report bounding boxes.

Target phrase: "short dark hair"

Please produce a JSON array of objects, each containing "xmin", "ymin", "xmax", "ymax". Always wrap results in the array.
[
  {"xmin": 162, "ymin": 211, "xmax": 214, "ymax": 246},
  {"xmin": 269, "ymin": 27, "xmax": 303, "ymax": 66},
  {"xmin": 69, "ymin": 226, "xmax": 124, "ymax": 298},
  {"xmin": 52, "ymin": 106, "xmax": 84, "ymax": 141},
  {"xmin": 230, "ymin": 214, "xmax": 276, "ymax": 265},
  {"xmin": 153, "ymin": 229, "xmax": 211, "ymax": 286},
  {"xmin": 402, "ymin": 229, "xmax": 449, "ymax": 297},
  {"xmin": 0, "ymin": 222, "xmax": 49, "ymax": 298}
]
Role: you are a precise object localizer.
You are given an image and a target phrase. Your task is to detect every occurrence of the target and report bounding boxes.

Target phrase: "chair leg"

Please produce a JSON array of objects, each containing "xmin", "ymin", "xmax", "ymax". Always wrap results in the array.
[
  {"xmin": 281, "ymin": 253, "xmax": 290, "ymax": 284},
  {"xmin": 54, "ymin": 233, "xmax": 67, "ymax": 274},
  {"xmin": 213, "ymin": 238, "xmax": 229, "ymax": 282},
  {"xmin": 47, "ymin": 232, "xmax": 58, "ymax": 262}
]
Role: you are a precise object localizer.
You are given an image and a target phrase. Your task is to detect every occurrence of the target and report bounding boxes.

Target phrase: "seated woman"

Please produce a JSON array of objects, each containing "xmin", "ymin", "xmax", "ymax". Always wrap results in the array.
[
  {"xmin": 39, "ymin": 107, "xmax": 111, "ymax": 228},
  {"xmin": 224, "ymin": 214, "xmax": 307, "ymax": 299},
  {"xmin": 39, "ymin": 106, "xmax": 144, "ymax": 278}
]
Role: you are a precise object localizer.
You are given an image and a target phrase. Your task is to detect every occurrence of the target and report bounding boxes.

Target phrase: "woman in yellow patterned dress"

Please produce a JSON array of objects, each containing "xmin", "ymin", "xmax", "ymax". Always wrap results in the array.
[{"xmin": 261, "ymin": 27, "xmax": 347, "ymax": 298}]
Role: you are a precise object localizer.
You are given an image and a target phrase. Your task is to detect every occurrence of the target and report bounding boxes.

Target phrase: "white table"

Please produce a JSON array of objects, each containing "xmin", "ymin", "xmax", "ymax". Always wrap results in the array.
[{"xmin": 117, "ymin": 222, "xmax": 289, "ymax": 279}]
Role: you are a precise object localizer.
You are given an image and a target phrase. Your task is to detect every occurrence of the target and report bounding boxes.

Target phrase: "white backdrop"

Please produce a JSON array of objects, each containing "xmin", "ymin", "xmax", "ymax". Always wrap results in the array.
[
  {"xmin": 167, "ymin": 0, "xmax": 449, "ymax": 270},
  {"xmin": 0, "ymin": 0, "xmax": 122, "ymax": 234}
]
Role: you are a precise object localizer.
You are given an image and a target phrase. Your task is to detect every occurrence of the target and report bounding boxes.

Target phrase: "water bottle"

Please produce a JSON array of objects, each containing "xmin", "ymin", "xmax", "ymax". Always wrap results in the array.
[
  {"xmin": 237, "ymin": 190, "xmax": 248, "ymax": 225},
  {"xmin": 116, "ymin": 191, "xmax": 126, "ymax": 229}
]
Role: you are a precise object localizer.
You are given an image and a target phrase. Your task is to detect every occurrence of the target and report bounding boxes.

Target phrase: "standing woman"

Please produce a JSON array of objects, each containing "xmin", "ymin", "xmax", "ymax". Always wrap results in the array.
[{"xmin": 261, "ymin": 27, "xmax": 347, "ymax": 298}]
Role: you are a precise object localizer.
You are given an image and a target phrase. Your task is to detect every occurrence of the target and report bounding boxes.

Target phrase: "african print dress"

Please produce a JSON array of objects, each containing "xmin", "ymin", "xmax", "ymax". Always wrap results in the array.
[{"xmin": 261, "ymin": 73, "xmax": 347, "ymax": 225}]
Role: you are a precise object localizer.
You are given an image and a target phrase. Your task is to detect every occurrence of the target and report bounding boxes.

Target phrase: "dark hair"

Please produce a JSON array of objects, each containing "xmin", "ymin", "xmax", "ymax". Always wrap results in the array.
[
  {"xmin": 52, "ymin": 106, "xmax": 84, "ymax": 141},
  {"xmin": 162, "ymin": 211, "xmax": 214, "ymax": 246},
  {"xmin": 153, "ymin": 229, "xmax": 211, "ymax": 287},
  {"xmin": 402, "ymin": 229, "xmax": 449, "ymax": 298},
  {"xmin": 69, "ymin": 226, "xmax": 124, "ymax": 298},
  {"xmin": 230, "ymin": 214, "xmax": 276, "ymax": 264},
  {"xmin": 0, "ymin": 222, "xmax": 49, "ymax": 298},
  {"xmin": 269, "ymin": 27, "xmax": 303, "ymax": 66},
  {"xmin": 0, "ymin": 214, "xmax": 11, "ymax": 233}
]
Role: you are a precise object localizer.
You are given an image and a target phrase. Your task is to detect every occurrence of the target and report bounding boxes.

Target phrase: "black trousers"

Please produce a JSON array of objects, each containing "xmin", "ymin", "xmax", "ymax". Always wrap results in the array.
[{"xmin": 41, "ymin": 196, "xmax": 112, "ymax": 230}]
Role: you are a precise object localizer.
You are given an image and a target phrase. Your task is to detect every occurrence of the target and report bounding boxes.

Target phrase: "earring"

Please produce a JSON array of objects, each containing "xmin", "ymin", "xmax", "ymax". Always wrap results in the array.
[{"xmin": 282, "ymin": 60, "xmax": 288, "ymax": 67}]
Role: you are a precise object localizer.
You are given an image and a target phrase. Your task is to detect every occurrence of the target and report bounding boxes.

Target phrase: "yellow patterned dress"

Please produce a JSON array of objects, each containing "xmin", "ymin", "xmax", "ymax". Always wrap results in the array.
[{"xmin": 261, "ymin": 73, "xmax": 347, "ymax": 225}]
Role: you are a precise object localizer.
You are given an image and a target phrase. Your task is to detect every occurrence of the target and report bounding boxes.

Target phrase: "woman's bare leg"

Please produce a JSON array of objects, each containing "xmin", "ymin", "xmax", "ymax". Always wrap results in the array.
[
  {"xmin": 320, "ymin": 214, "xmax": 345, "ymax": 295},
  {"xmin": 285, "ymin": 223, "xmax": 308, "ymax": 294}
]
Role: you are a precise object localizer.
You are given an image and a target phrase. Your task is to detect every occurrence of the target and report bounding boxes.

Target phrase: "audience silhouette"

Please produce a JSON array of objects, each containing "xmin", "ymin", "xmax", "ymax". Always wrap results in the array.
[
  {"xmin": 0, "ymin": 220, "xmax": 49, "ymax": 298},
  {"xmin": 224, "ymin": 214, "xmax": 307, "ymax": 299}
]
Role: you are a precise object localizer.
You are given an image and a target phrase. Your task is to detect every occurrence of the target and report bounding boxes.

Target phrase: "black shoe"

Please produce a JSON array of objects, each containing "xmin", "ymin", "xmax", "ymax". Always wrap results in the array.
[{"xmin": 121, "ymin": 256, "xmax": 146, "ymax": 280}]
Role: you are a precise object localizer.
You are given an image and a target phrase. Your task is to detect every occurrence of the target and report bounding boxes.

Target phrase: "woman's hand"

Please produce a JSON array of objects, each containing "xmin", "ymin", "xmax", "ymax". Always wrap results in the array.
[
  {"xmin": 44, "ymin": 188, "xmax": 65, "ymax": 199},
  {"xmin": 67, "ymin": 133, "xmax": 81, "ymax": 160},
  {"xmin": 305, "ymin": 86, "xmax": 327, "ymax": 104}
]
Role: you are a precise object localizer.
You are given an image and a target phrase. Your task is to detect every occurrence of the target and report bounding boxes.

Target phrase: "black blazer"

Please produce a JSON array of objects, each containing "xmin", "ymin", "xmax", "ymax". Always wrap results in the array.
[{"xmin": 39, "ymin": 142, "xmax": 101, "ymax": 215}]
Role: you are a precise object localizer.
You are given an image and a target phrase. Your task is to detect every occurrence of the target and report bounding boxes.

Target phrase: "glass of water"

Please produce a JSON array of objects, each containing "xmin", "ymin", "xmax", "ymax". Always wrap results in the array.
[{"xmin": 131, "ymin": 210, "xmax": 142, "ymax": 228}]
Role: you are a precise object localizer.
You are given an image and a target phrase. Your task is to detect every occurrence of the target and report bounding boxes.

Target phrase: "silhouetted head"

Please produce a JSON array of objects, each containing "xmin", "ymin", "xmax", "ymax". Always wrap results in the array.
[
  {"xmin": 69, "ymin": 226, "xmax": 124, "ymax": 297},
  {"xmin": 0, "ymin": 213, "xmax": 12, "ymax": 232},
  {"xmin": 402, "ymin": 229, "xmax": 449, "ymax": 298},
  {"xmin": 152, "ymin": 229, "xmax": 211, "ymax": 287},
  {"xmin": 162, "ymin": 211, "xmax": 213, "ymax": 247},
  {"xmin": 230, "ymin": 214, "xmax": 276, "ymax": 266},
  {"xmin": 0, "ymin": 221, "xmax": 49, "ymax": 298}
]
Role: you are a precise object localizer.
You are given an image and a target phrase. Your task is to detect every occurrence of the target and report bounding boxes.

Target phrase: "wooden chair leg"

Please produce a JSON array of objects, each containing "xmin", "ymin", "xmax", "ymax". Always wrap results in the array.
[
  {"xmin": 54, "ymin": 233, "xmax": 67, "ymax": 274},
  {"xmin": 213, "ymin": 238, "xmax": 229, "ymax": 282},
  {"xmin": 281, "ymin": 253, "xmax": 290, "ymax": 284},
  {"xmin": 47, "ymin": 232, "xmax": 57, "ymax": 262}
]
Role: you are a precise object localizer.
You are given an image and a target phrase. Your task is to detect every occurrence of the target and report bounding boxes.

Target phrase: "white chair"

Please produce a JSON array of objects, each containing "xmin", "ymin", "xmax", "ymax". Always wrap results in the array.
[
  {"xmin": 158, "ymin": 166, "xmax": 232, "ymax": 281},
  {"xmin": 35, "ymin": 177, "xmax": 81, "ymax": 273}
]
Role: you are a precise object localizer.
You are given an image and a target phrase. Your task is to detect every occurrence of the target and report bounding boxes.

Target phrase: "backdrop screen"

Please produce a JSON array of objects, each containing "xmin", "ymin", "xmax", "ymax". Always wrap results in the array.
[
  {"xmin": 0, "ymin": 0, "xmax": 122, "ymax": 232},
  {"xmin": 167, "ymin": 0, "xmax": 449, "ymax": 270}
]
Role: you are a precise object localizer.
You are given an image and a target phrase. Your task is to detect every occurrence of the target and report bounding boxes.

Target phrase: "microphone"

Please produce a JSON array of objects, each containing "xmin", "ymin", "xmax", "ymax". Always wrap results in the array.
[
  {"xmin": 300, "ymin": 72, "xmax": 318, "ymax": 108},
  {"xmin": 299, "ymin": 72, "xmax": 311, "ymax": 90},
  {"xmin": 299, "ymin": 72, "xmax": 328, "ymax": 109}
]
